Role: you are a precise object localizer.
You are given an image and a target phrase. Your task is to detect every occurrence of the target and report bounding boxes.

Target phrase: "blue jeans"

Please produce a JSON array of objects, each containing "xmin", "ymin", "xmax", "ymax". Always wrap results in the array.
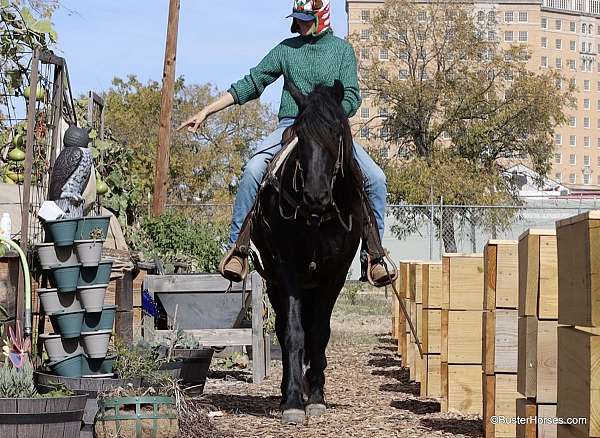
[{"xmin": 228, "ymin": 118, "xmax": 387, "ymax": 246}]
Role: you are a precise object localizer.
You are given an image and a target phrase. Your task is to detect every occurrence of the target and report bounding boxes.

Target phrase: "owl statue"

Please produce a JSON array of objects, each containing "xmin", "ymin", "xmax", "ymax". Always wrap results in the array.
[{"xmin": 48, "ymin": 126, "xmax": 93, "ymax": 219}]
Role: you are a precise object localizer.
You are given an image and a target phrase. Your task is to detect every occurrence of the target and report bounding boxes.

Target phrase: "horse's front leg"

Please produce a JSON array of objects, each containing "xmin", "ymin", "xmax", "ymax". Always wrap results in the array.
[{"xmin": 277, "ymin": 266, "xmax": 306, "ymax": 424}]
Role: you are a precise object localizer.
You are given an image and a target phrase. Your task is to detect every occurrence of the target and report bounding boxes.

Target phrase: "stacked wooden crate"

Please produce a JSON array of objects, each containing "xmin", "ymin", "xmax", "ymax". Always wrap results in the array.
[
  {"xmin": 517, "ymin": 229, "xmax": 559, "ymax": 438},
  {"xmin": 409, "ymin": 261, "xmax": 426, "ymax": 383},
  {"xmin": 441, "ymin": 253, "xmax": 485, "ymax": 414},
  {"xmin": 556, "ymin": 212, "xmax": 600, "ymax": 438},
  {"xmin": 421, "ymin": 262, "xmax": 443, "ymax": 398},
  {"xmin": 482, "ymin": 240, "xmax": 520, "ymax": 438},
  {"xmin": 396, "ymin": 261, "xmax": 411, "ymax": 366}
]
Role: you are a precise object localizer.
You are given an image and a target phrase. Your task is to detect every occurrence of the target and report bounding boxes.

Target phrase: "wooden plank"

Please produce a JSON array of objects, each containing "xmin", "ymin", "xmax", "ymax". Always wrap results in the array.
[
  {"xmin": 145, "ymin": 273, "xmax": 252, "ymax": 293},
  {"xmin": 251, "ymin": 272, "xmax": 266, "ymax": 384},
  {"xmin": 154, "ymin": 328, "xmax": 252, "ymax": 346},
  {"xmin": 447, "ymin": 255, "xmax": 484, "ymax": 310},
  {"xmin": 539, "ymin": 235, "xmax": 558, "ymax": 320},
  {"xmin": 495, "ymin": 309, "xmax": 519, "ymax": 374},
  {"xmin": 496, "ymin": 241, "xmax": 519, "ymax": 309},
  {"xmin": 411, "ymin": 262, "xmax": 424, "ymax": 304},
  {"xmin": 537, "ymin": 320, "xmax": 559, "ymax": 404},
  {"xmin": 518, "ymin": 316, "xmax": 538, "ymax": 398},
  {"xmin": 557, "ymin": 216, "xmax": 600, "ymax": 327},
  {"xmin": 556, "ymin": 210, "xmax": 600, "ymax": 228},
  {"xmin": 426, "ymin": 354, "xmax": 442, "ymax": 398},
  {"xmin": 415, "ymin": 342, "xmax": 424, "ymax": 384},
  {"xmin": 538, "ymin": 404, "xmax": 557, "ymax": 438},
  {"xmin": 441, "ymin": 361, "xmax": 449, "ymax": 412},
  {"xmin": 423, "ymin": 263, "xmax": 442, "ymax": 309},
  {"xmin": 447, "ymin": 310, "xmax": 483, "ymax": 364},
  {"xmin": 483, "ymin": 373, "xmax": 496, "ymax": 438},
  {"xmin": 423, "ymin": 309, "xmax": 441, "ymax": 354},
  {"xmin": 392, "ymin": 290, "xmax": 399, "ymax": 340},
  {"xmin": 519, "ymin": 233, "xmax": 540, "ymax": 317},
  {"xmin": 441, "ymin": 309, "xmax": 449, "ymax": 363},
  {"xmin": 516, "ymin": 398, "xmax": 537, "ymax": 438},
  {"xmin": 115, "ymin": 271, "xmax": 133, "ymax": 344},
  {"xmin": 442, "ymin": 256, "xmax": 450, "ymax": 309},
  {"xmin": 557, "ymin": 327, "xmax": 600, "ymax": 437},
  {"xmin": 494, "ymin": 373, "xmax": 519, "ymax": 438},
  {"xmin": 0, "ymin": 398, "xmax": 17, "ymax": 437},
  {"xmin": 398, "ymin": 299, "xmax": 408, "ymax": 363},
  {"xmin": 483, "ymin": 310, "xmax": 495, "ymax": 376},
  {"xmin": 447, "ymin": 364, "xmax": 483, "ymax": 415},
  {"xmin": 399, "ymin": 262, "xmax": 412, "ymax": 299},
  {"xmin": 485, "ymin": 243, "xmax": 498, "ymax": 311}
]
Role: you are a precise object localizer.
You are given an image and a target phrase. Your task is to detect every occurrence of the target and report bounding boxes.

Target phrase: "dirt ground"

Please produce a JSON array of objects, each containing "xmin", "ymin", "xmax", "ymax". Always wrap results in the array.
[{"xmin": 200, "ymin": 288, "xmax": 484, "ymax": 438}]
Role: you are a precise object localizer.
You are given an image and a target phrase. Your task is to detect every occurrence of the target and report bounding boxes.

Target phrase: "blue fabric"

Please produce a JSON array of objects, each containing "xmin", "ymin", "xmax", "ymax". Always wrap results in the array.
[{"xmin": 228, "ymin": 118, "xmax": 387, "ymax": 246}]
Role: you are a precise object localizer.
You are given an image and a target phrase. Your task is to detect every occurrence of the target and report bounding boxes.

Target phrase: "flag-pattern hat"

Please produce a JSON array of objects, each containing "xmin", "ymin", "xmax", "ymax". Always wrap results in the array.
[{"xmin": 287, "ymin": 0, "xmax": 331, "ymax": 36}]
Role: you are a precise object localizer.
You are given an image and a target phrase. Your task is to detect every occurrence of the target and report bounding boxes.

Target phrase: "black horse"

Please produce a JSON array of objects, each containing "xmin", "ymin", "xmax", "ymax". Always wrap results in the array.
[{"xmin": 252, "ymin": 80, "xmax": 364, "ymax": 424}]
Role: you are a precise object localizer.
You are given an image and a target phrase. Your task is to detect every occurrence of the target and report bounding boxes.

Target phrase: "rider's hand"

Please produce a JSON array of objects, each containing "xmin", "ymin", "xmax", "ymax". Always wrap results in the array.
[{"xmin": 177, "ymin": 110, "xmax": 208, "ymax": 133}]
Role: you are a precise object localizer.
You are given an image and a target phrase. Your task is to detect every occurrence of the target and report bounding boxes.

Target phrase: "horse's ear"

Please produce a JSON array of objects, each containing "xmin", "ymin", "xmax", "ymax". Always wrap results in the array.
[
  {"xmin": 286, "ymin": 81, "xmax": 306, "ymax": 110},
  {"xmin": 332, "ymin": 80, "xmax": 345, "ymax": 105}
]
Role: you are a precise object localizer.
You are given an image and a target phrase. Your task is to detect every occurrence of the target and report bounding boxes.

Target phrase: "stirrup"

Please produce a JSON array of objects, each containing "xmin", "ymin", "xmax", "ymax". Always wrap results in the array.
[
  {"xmin": 366, "ymin": 252, "xmax": 398, "ymax": 288},
  {"xmin": 218, "ymin": 247, "xmax": 249, "ymax": 283}
]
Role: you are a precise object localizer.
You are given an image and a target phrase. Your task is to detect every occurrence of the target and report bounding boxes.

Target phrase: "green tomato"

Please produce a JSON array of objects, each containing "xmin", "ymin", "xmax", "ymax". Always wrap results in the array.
[
  {"xmin": 23, "ymin": 85, "xmax": 46, "ymax": 101},
  {"xmin": 8, "ymin": 148, "xmax": 25, "ymax": 162},
  {"xmin": 12, "ymin": 133, "xmax": 24, "ymax": 148},
  {"xmin": 96, "ymin": 180, "xmax": 109, "ymax": 195}
]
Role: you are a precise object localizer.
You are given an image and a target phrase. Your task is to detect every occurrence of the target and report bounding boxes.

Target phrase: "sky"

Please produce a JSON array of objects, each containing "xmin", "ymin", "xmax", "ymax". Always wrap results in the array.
[{"xmin": 52, "ymin": 0, "xmax": 349, "ymax": 113}]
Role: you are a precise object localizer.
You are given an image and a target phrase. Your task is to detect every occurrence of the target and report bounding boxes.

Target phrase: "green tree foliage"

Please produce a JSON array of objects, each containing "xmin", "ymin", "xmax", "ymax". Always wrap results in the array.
[
  {"xmin": 353, "ymin": 0, "xmax": 573, "ymax": 251},
  {"xmin": 103, "ymin": 75, "xmax": 275, "ymax": 205}
]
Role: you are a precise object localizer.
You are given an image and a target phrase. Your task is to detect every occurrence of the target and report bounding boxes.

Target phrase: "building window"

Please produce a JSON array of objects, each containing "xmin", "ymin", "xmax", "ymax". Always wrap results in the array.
[
  {"xmin": 360, "ymin": 108, "xmax": 369, "ymax": 119},
  {"xmin": 541, "ymin": 37, "xmax": 547, "ymax": 48},
  {"xmin": 570, "ymin": 135, "xmax": 577, "ymax": 146},
  {"xmin": 361, "ymin": 29, "xmax": 371, "ymax": 41},
  {"xmin": 417, "ymin": 10, "xmax": 427, "ymax": 21},
  {"xmin": 555, "ymin": 133, "xmax": 562, "ymax": 144},
  {"xmin": 519, "ymin": 31, "xmax": 528, "ymax": 42},
  {"xmin": 488, "ymin": 30, "xmax": 496, "ymax": 41},
  {"xmin": 541, "ymin": 56, "xmax": 547, "ymax": 67},
  {"xmin": 570, "ymin": 21, "xmax": 576, "ymax": 32},
  {"xmin": 400, "ymin": 52, "xmax": 408, "ymax": 61},
  {"xmin": 583, "ymin": 23, "xmax": 587, "ymax": 33},
  {"xmin": 505, "ymin": 11, "xmax": 513, "ymax": 22},
  {"xmin": 570, "ymin": 154, "xmax": 576, "ymax": 165},
  {"xmin": 488, "ymin": 11, "xmax": 496, "ymax": 22},
  {"xmin": 361, "ymin": 10, "xmax": 370, "ymax": 21},
  {"xmin": 555, "ymin": 39, "xmax": 562, "ymax": 49},
  {"xmin": 556, "ymin": 78, "xmax": 562, "ymax": 89},
  {"xmin": 585, "ymin": 117, "xmax": 591, "ymax": 128},
  {"xmin": 570, "ymin": 40, "xmax": 576, "ymax": 51},
  {"xmin": 379, "ymin": 49, "xmax": 389, "ymax": 60},
  {"xmin": 570, "ymin": 78, "xmax": 576, "ymax": 88},
  {"xmin": 598, "ymin": 156, "xmax": 600, "ymax": 166},
  {"xmin": 585, "ymin": 80, "xmax": 591, "ymax": 91},
  {"xmin": 555, "ymin": 19, "xmax": 562, "ymax": 30},
  {"xmin": 379, "ymin": 107, "xmax": 389, "ymax": 118},
  {"xmin": 379, "ymin": 147, "xmax": 389, "ymax": 159},
  {"xmin": 585, "ymin": 155, "xmax": 591, "ymax": 165},
  {"xmin": 570, "ymin": 173, "xmax": 576, "ymax": 184},
  {"xmin": 555, "ymin": 58, "xmax": 562, "ymax": 69},
  {"xmin": 585, "ymin": 98, "xmax": 591, "ymax": 109},
  {"xmin": 585, "ymin": 137, "xmax": 591, "ymax": 147},
  {"xmin": 477, "ymin": 11, "xmax": 485, "ymax": 22},
  {"xmin": 570, "ymin": 116, "xmax": 577, "ymax": 127},
  {"xmin": 504, "ymin": 31, "xmax": 513, "ymax": 42},
  {"xmin": 519, "ymin": 11, "xmax": 528, "ymax": 22},
  {"xmin": 360, "ymin": 126, "xmax": 370, "ymax": 138},
  {"xmin": 360, "ymin": 48, "xmax": 369, "ymax": 60},
  {"xmin": 399, "ymin": 69, "xmax": 408, "ymax": 80},
  {"xmin": 555, "ymin": 152, "xmax": 562, "ymax": 163},
  {"xmin": 541, "ymin": 17, "xmax": 547, "ymax": 29},
  {"xmin": 584, "ymin": 174, "xmax": 591, "ymax": 185},
  {"xmin": 597, "ymin": 137, "xmax": 600, "ymax": 148},
  {"xmin": 555, "ymin": 172, "xmax": 562, "ymax": 182},
  {"xmin": 379, "ymin": 127, "xmax": 389, "ymax": 139},
  {"xmin": 569, "ymin": 59, "xmax": 576, "ymax": 70},
  {"xmin": 597, "ymin": 119, "xmax": 600, "ymax": 129}
]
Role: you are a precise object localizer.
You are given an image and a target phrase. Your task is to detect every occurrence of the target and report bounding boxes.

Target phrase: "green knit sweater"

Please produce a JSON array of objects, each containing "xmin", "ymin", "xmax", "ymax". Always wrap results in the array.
[{"xmin": 228, "ymin": 30, "xmax": 362, "ymax": 120}]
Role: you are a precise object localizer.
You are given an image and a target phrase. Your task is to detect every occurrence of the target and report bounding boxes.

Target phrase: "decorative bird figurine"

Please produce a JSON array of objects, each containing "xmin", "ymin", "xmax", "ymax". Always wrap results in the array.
[{"xmin": 48, "ymin": 126, "xmax": 93, "ymax": 219}]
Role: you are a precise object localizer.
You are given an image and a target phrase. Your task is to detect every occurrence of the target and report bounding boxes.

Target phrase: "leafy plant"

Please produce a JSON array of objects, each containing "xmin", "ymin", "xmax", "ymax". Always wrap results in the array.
[
  {"xmin": 112, "ymin": 340, "xmax": 167, "ymax": 383},
  {"xmin": 213, "ymin": 351, "xmax": 249, "ymax": 370},
  {"xmin": 344, "ymin": 283, "xmax": 361, "ymax": 306},
  {"xmin": 0, "ymin": 359, "xmax": 35, "ymax": 398},
  {"xmin": 89, "ymin": 227, "xmax": 103, "ymax": 240}
]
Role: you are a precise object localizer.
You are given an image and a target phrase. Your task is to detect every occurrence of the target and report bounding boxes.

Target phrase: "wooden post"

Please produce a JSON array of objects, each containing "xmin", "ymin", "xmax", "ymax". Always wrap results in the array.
[
  {"xmin": 115, "ymin": 272, "xmax": 134, "ymax": 344},
  {"xmin": 152, "ymin": 0, "xmax": 180, "ymax": 216},
  {"xmin": 251, "ymin": 272, "xmax": 266, "ymax": 383}
]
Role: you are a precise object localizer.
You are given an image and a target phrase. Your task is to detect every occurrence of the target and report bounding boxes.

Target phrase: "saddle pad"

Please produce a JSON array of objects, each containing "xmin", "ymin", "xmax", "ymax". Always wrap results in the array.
[{"xmin": 266, "ymin": 137, "xmax": 298, "ymax": 180}]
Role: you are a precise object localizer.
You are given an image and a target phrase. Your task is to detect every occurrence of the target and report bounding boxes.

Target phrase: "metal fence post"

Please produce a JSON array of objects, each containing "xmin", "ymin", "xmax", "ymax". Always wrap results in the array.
[
  {"xmin": 429, "ymin": 188, "xmax": 434, "ymax": 260},
  {"xmin": 439, "ymin": 196, "xmax": 444, "ymax": 258}
]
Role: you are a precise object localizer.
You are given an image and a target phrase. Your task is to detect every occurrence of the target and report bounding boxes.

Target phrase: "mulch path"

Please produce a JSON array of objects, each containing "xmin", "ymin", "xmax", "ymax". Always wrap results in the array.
[{"xmin": 200, "ymin": 336, "xmax": 484, "ymax": 437}]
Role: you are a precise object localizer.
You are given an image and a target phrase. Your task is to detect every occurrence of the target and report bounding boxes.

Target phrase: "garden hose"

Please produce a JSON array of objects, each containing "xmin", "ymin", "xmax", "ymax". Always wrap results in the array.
[{"xmin": 0, "ymin": 236, "xmax": 32, "ymax": 337}]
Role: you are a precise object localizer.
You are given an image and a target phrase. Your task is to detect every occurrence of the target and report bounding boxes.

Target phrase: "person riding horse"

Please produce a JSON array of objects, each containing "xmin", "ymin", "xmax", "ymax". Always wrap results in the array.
[{"xmin": 179, "ymin": 0, "xmax": 396, "ymax": 287}]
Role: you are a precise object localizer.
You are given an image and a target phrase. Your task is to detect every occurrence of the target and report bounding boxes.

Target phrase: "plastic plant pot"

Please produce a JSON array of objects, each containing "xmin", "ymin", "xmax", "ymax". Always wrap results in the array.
[
  {"xmin": 76, "ymin": 284, "xmax": 108, "ymax": 312},
  {"xmin": 44, "ymin": 218, "xmax": 79, "ymax": 246},
  {"xmin": 39, "ymin": 333, "xmax": 82, "ymax": 361},
  {"xmin": 37, "ymin": 288, "xmax": 81, "ymax": 315},
  {"xmin": 36, "ymin": 243, "xmax": 77, "ymax": 270},
  {"xmin": 82, "ymin": 305, "xmax": 117, "ymax": 331},
  {"xmin": 48, "ymin": 353, "xmax": 83, "ymax": 378},
  {"xmin": 75, "ymin": 216, "xmax": 111, "ymax": 241},
  {"xmin": 50, "ymin": 264, "xmax": 81, "ymax": 293},
  {"xmin": 82, "ymin": 354, "xmax": 115, "ymax": 375},
  {"xmin": 50, "ymin": 309, "xmax": 85, "ymax": 338},
  {"xmin": 78, "ymin": 260, "xmax": 113, "ymax": 287},
  {"xmin": 73, "ymin": 239, "xmax": 105, "ymax": 267},
  {"xmin": 80, "ymin": 329, "xmax": 112, "ymax": 358}
]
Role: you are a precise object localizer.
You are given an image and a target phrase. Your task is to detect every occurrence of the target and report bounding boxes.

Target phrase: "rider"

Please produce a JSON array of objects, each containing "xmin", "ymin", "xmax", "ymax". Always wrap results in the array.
[{"xmin": 179, "ymin": 0, "xmax": 396, "ymax": 286}]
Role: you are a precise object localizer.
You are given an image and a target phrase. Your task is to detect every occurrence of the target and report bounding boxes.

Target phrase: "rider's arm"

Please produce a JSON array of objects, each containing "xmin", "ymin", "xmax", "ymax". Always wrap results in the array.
[
  {"xmin": 339, "ymin": 44, "xmax": 362, "ymax": 118},
  {"xmin": 228, "ymin": 45, "xmax": 283, "ymax": 105}
]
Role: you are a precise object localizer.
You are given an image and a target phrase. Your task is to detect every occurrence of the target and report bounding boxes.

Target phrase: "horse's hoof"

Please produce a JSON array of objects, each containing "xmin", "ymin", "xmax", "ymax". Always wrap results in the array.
[
  {"xmin": 281, "ymin": 408, "xmax": 306, "ymax": 425},
  {"xmin": 306, "ymin": 403, "xmax": 326, "ymax": 417}
]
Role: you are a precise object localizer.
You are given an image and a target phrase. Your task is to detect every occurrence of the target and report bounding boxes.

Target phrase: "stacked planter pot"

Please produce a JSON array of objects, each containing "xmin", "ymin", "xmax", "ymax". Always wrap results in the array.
[{"xmin": 38, "ymin": 215, "xmax": 115, "ymax": 378}]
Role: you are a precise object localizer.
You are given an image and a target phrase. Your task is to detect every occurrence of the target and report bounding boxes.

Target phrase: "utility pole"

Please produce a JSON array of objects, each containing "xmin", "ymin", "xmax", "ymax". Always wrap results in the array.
[{"xmin": 152, "ymin": 0, "xmax": 180, "ymax": 216}]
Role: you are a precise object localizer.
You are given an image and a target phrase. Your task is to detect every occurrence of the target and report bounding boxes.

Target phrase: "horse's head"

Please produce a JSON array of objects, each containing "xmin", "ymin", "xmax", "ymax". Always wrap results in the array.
[{"xmin": 286, "ymin": 80, "xmax": 351, "ymax": 221}]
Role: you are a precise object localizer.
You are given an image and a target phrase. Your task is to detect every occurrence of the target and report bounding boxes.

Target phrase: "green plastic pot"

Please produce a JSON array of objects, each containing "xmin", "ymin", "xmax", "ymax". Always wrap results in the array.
[
  {"xmin": 50, "ymin": 264, "xmax": 81, "ymax": 293},
  {"xmin": 44, "ymin": 218, "xmax": 79, "ymax": 246},
  {"xmin": 48, "ymin": 353, "xmax": 83, "ymax": 378},
  {"xmin": 78, "ymin": 260, "xmax": 113, "ymax": 287},
  {"xmin": 75, "ymin": 216, "xmax": 110, "ymax": 241},
  {"xmin": 76, "ymin": 284, "xmax": 108, "ymax": 312},
  {"xmin": 50, "ymin": 309, "xmax": 85, "ymax": 338},
  {"xmin": 82, "ymin": 305, "xmax": 117, "ymax": 331},
  {"xmin": 82, "ymin": 354, "xmax": 115, "ymax": 375}
]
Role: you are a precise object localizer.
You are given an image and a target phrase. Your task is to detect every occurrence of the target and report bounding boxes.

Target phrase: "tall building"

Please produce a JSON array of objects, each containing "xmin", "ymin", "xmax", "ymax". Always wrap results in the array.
[{"xmin": 347, "ymin": 0, "xmax": 600, "ymax": 190}]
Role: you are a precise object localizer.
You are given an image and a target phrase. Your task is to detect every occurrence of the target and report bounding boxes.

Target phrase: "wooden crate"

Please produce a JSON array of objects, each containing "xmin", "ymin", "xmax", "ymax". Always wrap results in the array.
[
  {"xmin": 423, "ymin": 262, "xmax": 442, "ymax": 310},
  {"xmin": 557, "ymin": 327, "xmax": 600, "ymax": 437},
  {"xmin": 483, "ymin": 309, "xmax": 519, "ymax": 375},
  {"xmin": 518, "ymin": 229, "xmax": 558, "ymax": 319},
  {"xmin": 424, "ymin": 354, "xmax": 442, "ymax": 398},
  {"xmin": 517, "ymin": 317, "xmax": 559, "ymax": 403},
  {"xmin": 556, "ymin": 211, "xmax": 600, "ymax": 328},
  {"xmin": 441, "ymin": 363, "xmax": 482, "ymax": 415},
  {"xmin": 398, "ymin": 298, "xmax": 408, "ymax": 364},
  {"xmin": 410, "ymin": 262, "xmax": 426, "ymax": 303},
  {"xmin": 516, "ymin": 398, "xmax": 537, "ymax": 438},
  {"xmin": 423, "ymin": 309, "xmax": 441, "ymax": 354},
  {"xmin": 483, "ymin": 373, "xmax": 519, "ymax": 438},
  {"xmin": 392, "ymin": 291, "xmax": 398, "ymax": 340},
  {"xmin": 442, "ymin": 310, "xmax": 483, "ymax": 364},
  {"xmin": 442, "ymin": 253, "xmax": 484, "ymax": 311},
  {"xmin": 484, "ymin": 240, "xmax": 519, "ymax": 310},
  {"xmin": 408, "ymin": 299, "xmax": 416, "ymax": 381},
  {"xmin": 399, "ymin": 262, "xmax": 412, "ymax": 299}
]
